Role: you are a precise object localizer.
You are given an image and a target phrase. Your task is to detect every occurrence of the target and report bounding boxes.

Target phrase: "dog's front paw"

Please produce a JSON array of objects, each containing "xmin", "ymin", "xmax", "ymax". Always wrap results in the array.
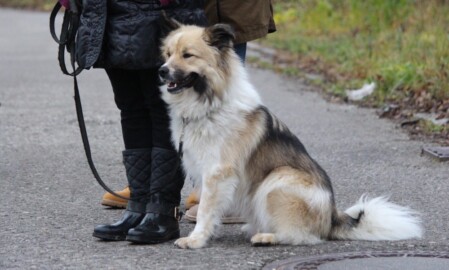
[{"xmin": 174, "ymin": 235, "xmax": 207, "ymax": 249}]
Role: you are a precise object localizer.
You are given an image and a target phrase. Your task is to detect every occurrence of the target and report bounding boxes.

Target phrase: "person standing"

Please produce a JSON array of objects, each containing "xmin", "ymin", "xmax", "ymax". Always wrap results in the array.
[{"xmin": 72, "ymin": 0, "xmax": 207, "ymax": 244}]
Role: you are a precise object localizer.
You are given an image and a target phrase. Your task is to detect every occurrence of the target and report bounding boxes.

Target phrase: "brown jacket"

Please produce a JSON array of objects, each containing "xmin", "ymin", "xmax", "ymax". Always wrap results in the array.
[{"xmin": 205, "ymin": 0, "xmax": 276, "ymax": 44}]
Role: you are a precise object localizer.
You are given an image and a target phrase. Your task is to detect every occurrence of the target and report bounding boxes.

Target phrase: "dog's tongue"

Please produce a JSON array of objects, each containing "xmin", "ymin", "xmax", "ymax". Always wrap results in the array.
[{"xmin": 168, "ymin": 82, "xmax": 177, "ymax": 88}]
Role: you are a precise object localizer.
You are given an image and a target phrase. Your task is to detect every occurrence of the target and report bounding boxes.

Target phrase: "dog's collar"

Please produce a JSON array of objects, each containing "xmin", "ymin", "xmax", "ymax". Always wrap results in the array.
[{"xmin": 178, "ymin": 117, "xmax": 190, "ymax": 159}]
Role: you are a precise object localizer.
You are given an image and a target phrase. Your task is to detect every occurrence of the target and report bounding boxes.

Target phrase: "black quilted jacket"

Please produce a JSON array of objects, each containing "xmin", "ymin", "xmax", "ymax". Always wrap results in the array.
[{"xmin": 76, "ymin": 0, "xmax": 206, "ymax": 70}]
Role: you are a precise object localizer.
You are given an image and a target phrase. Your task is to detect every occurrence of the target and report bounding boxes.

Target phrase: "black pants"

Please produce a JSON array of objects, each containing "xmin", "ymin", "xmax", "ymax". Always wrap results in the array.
[{"xmin": 105, "ymin": 68, "xmax": 174, "ymax": 151}]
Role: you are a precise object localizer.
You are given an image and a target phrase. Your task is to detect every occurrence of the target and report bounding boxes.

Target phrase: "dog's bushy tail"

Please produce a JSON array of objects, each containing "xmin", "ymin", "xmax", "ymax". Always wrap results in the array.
[{"xmin": 329, "ymin": 195, "xmax": 423, "ymax": 241}]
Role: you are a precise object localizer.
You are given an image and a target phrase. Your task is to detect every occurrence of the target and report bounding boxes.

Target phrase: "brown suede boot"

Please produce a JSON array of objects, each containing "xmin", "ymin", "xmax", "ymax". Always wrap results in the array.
[{"xmin": 101, "ymin": 186, "xmax": 130, "ymax": 208}]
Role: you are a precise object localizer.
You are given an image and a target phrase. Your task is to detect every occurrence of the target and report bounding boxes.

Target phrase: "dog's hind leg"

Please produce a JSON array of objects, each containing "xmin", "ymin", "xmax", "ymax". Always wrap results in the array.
[
  {"xmin": 175, "ymin": 165, "xmax": 238, "ymax": 249},
  {"xmin": 250, "ymin": 187, "xmax": 325, "ymax": 246},
  {"xmin": 250, "ymin": 167, "xmax": 332, "ymax": 246}
]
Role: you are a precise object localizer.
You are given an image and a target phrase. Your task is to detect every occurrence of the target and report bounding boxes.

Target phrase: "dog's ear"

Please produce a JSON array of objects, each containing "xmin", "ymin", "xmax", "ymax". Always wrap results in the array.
[
  {"xmin": 205, "ymin": 24, "xmax": 235, "ymax": 51},
  {"xmin": 159, "ymin": 11, "xmax": 182, "ymax": 38}
]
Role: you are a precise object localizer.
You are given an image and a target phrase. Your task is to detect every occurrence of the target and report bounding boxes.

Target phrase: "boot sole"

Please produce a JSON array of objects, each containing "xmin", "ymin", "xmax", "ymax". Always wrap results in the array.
[
  {"xmin": 92, "ymin": 232, "xmax": 127, "ymax": 241},
  {"xmin": 101, "ymin": 199, "xmax": 127, "ymax": 209},
  {"xmin": 126, "ymin": 231, "xmax": 180, "ymax": 244}
]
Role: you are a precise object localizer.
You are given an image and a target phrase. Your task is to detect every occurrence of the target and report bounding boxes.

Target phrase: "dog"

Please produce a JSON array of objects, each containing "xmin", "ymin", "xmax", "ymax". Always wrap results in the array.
[{"xmin": 157, "ymin": 20, "xmax": 423, "ymax": 249}]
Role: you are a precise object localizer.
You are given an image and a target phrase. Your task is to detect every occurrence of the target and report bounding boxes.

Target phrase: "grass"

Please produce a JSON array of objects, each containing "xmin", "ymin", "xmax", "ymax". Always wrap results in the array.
[{"xmin": 263, "ymin": 0, "xmax": 449, "ymax": 107}]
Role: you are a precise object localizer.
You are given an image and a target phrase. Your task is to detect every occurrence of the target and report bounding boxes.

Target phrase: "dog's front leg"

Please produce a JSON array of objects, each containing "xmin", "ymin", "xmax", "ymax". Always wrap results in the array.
[{"xmin": 175, "ymin": 166, "xmax": 237, "ymax": 249}]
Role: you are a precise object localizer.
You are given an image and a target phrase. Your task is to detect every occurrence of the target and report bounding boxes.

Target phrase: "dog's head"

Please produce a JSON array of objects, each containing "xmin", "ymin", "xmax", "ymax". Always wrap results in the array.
[{"xmin": 158, "ymin": 18, "xmax": 237, "ymax": 103}]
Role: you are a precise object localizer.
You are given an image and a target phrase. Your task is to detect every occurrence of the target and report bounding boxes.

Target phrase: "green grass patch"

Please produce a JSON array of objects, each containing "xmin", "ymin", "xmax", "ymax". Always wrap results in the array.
[
  {"xmin": 418, "ymin": 119, "xmax": 449, "ymax": 134},
  {"xmin": 264, "ymin": 0, "xmax": 449, "ymax": 104}
]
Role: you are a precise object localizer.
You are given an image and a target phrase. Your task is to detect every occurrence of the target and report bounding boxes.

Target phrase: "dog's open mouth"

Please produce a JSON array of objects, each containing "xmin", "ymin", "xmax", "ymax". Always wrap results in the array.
[{"xmin": 167, "ymin": 73, "xmax": 199, "ymax": 94}]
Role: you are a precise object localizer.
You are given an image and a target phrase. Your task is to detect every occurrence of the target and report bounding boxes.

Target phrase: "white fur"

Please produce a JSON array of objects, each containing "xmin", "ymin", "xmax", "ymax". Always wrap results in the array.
[{"xmin": 335, "ymin": 195, "xmax": 423, "ymax": 241}]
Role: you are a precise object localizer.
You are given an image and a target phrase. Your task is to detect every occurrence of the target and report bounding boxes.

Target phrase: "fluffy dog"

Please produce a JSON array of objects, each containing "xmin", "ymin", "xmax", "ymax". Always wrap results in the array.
[{"xmin": 158, "ymin": 21, "xmax": 423, "ymax": 249}]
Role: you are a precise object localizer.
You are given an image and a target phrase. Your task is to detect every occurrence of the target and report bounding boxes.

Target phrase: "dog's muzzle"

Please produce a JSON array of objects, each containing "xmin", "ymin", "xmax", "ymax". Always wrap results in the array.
[{"xmin": 158, "ymin": 66, "xmax": 198, "ymax": 94}]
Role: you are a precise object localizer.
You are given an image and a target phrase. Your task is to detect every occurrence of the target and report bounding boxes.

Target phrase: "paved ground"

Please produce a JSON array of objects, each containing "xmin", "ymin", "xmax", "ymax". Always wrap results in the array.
[{"xmin": 1, "ymin": 8, "xmax": 448, "ymax": 270}]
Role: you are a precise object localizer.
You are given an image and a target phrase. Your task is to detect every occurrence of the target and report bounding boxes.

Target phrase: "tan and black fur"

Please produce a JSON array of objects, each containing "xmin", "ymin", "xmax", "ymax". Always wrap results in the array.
[{"xmin": 158, "ymin": 20, "xmax": 423, "ymax": 249}]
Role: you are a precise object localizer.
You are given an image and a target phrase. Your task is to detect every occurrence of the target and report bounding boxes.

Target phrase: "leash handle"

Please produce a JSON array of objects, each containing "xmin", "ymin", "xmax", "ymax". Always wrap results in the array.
[
  {"xmin": 50, "ymin": 0, "xmax": 146, "ymax": 201},
  {"xmin": 50, "ymin": 1, "xmax": 83, "ymax": 76}
]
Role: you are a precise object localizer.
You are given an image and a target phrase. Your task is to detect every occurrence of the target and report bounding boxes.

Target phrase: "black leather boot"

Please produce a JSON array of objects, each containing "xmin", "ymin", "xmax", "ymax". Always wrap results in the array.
[
  {"xmin": 125, "ymin": 194, "xmax": 181, "ymax": 243},
  {"xmin": 92, "ymin": 201, "xmax": 146, "ymax": 241},
  {"xmin": 126, "ymin": 147, "xmax": 184, "ymax": 244},
  {"xmin": 93, "ymin": 148, "xmax": 152, "ymax": 241}
]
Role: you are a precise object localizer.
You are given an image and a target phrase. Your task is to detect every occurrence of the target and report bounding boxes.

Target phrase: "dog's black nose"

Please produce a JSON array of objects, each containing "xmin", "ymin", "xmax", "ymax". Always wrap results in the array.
[{"xmin": 159, "ymin": 66, "xmax": 169, "ymax": 78}]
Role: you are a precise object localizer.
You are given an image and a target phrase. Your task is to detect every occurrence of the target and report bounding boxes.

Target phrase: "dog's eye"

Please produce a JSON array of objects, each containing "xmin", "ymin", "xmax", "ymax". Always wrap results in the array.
[{"xmin": 183, "ymin": 53, "xmax": 193, "ymax": 59}]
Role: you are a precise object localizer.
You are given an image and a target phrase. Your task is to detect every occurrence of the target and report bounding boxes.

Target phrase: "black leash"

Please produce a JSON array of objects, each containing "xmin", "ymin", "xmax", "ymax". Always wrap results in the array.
[
  {"xmin": 50, "ymin": 1, "xmax": 136, "ymax": 201},
  {"xmin": 49, "ymin": 1, "xmax": 83, "ymax": 76}
]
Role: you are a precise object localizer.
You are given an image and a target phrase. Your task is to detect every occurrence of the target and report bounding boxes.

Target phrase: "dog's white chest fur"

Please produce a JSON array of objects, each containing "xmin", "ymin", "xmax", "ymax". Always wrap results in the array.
[
  {"xmin": 169, "ymin": 84, "xmax": 260, "ymax": 184},
  {"xmin": 177, "ymin": 117, "xmax": 224, "ymax": 182}
]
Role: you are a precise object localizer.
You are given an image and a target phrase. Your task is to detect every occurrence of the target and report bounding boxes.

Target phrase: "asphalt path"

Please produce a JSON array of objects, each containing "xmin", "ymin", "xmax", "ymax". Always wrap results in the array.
[{"xmin": 1, "ymin": 8, "xmax": 448, "ymax": 270}]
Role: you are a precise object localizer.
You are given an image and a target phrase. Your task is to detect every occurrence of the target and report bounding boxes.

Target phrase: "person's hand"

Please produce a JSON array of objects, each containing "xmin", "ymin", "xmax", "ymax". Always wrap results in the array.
[
  {"xmin": 159, "ymin": 0, "xmax": 172, "ymax": 6},
  {"xmin": 59, "ymin": 0, "xmax": 70, "ymax": 9}
]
